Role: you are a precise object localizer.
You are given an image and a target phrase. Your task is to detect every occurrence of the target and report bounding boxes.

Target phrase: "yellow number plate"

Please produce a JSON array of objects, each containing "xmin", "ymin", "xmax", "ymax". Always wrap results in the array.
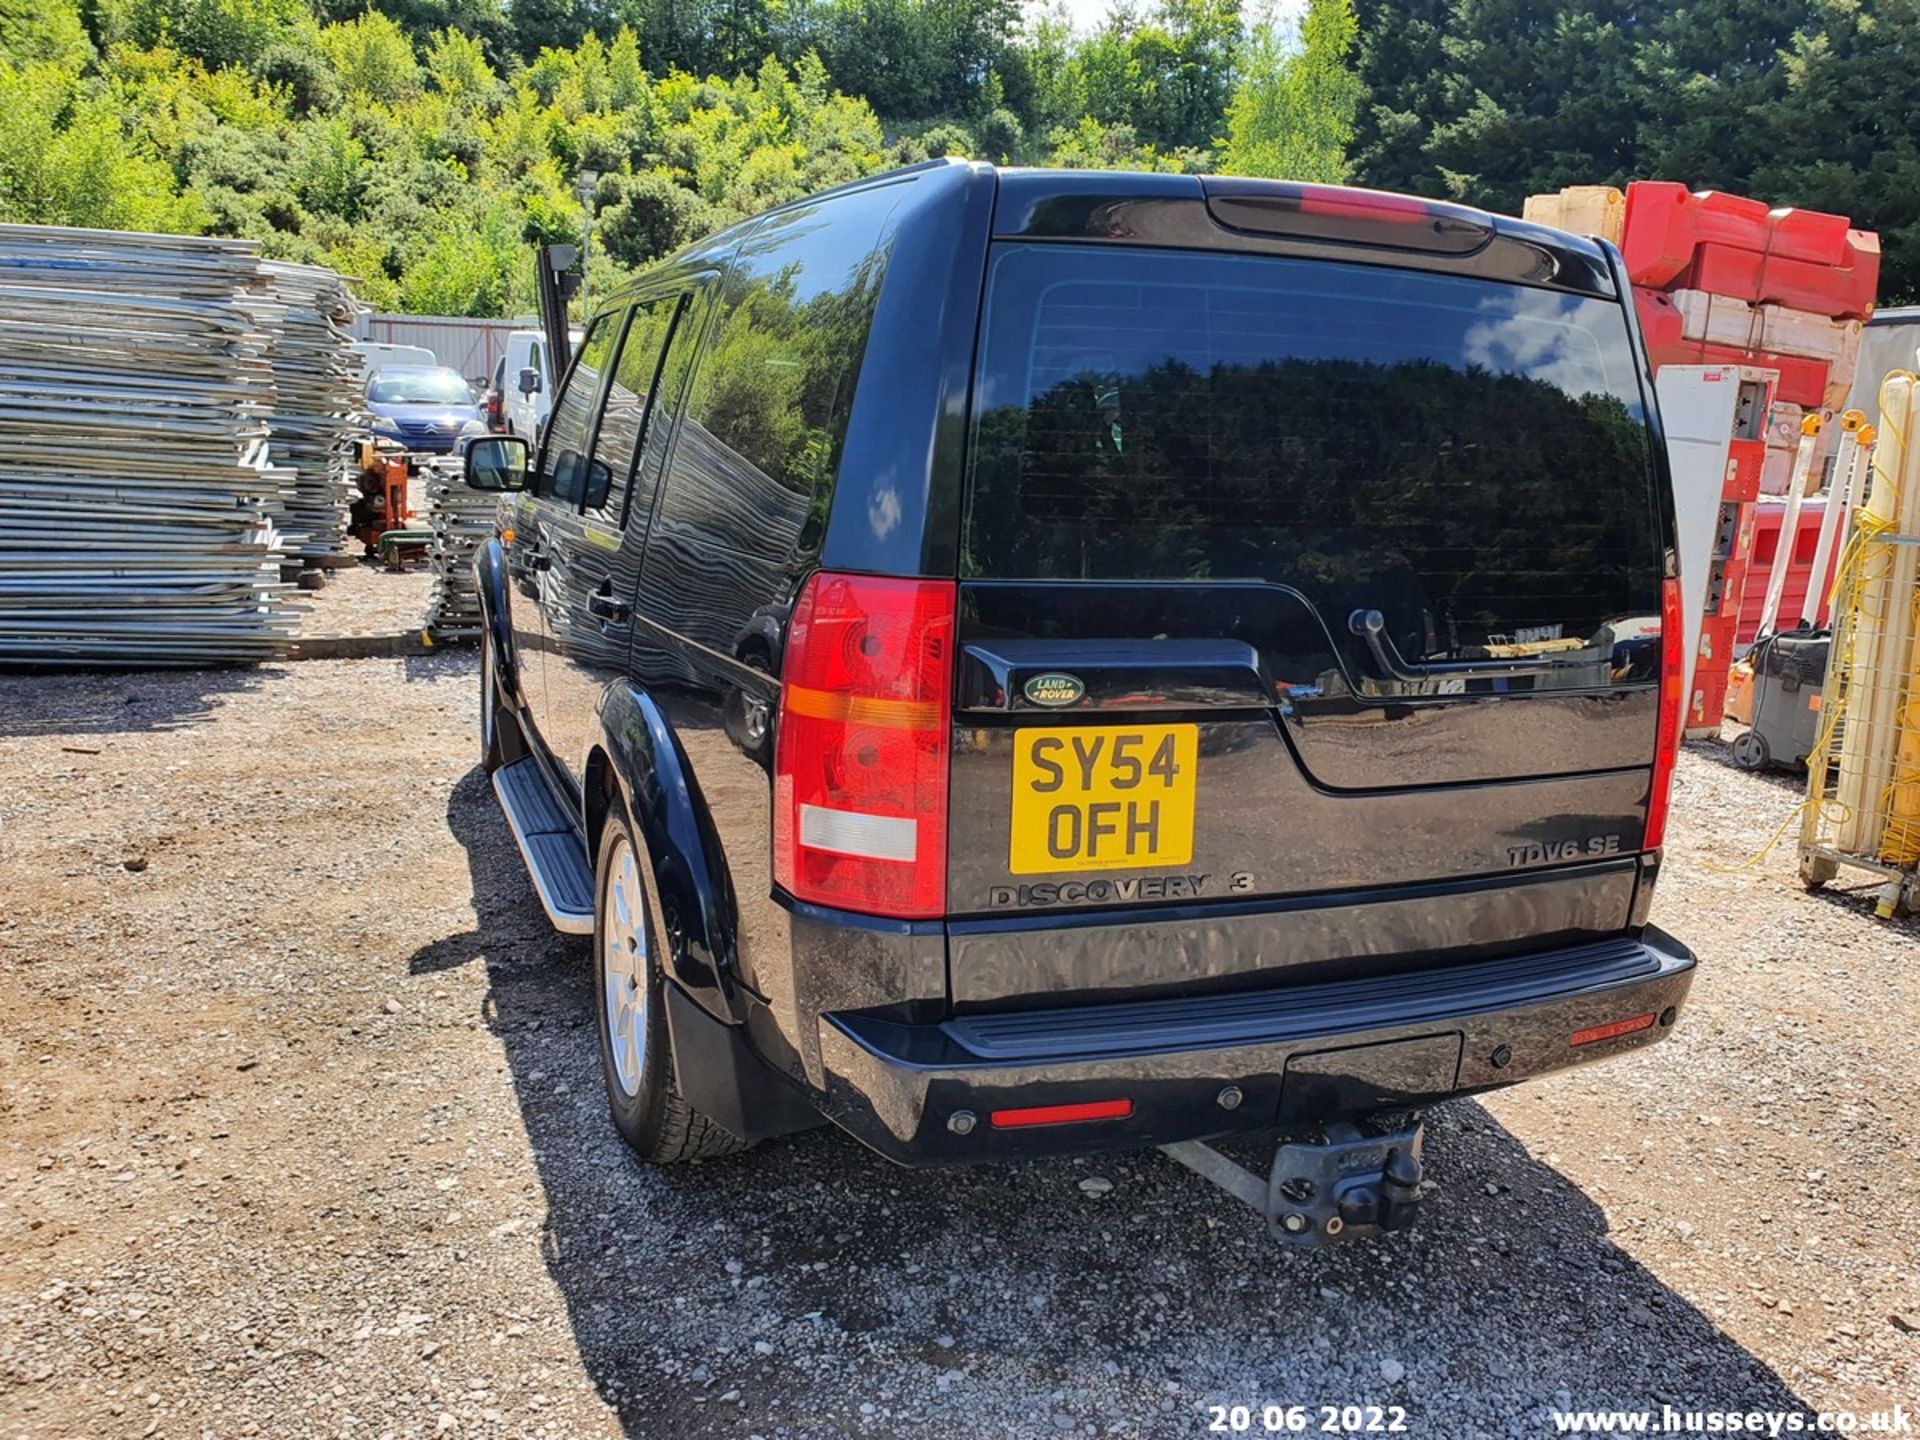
[{"xmin": 1009, "ymin": 724, "xmax": 1199, "ymax": 875}]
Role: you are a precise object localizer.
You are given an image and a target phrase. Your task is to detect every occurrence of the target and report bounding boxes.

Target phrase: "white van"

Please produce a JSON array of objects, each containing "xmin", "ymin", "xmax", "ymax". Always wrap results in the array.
[{"xmin": 488, "ymin": 331, "xmax": 554, "ymax": 441}]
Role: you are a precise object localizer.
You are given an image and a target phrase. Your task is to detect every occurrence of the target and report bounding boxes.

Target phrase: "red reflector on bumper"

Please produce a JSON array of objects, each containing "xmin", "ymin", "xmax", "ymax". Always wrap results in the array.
[
  {"xmin": 989, "ymin": 1099, "xmax": 1134, "ymax": 1129},
  {"xmin": 1569, "ymin": 1012, "xmax": 1658, "ymax": 1047}
]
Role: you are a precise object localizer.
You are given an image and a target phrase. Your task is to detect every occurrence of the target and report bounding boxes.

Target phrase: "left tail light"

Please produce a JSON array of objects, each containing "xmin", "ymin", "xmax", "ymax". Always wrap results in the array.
[
  {"xmin": 772, "ymin": 571, "xmax": 955, "ymax": 919},
  {"xmin": 1643, "ymin": 576, "xmax": 1684, "ymax": 851}
]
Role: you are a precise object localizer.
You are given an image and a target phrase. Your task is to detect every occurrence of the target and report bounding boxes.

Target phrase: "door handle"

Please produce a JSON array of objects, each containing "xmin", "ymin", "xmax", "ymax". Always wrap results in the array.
[{"xmin": 586, "ymin": 586, "xmax": 631, "ymax": 624}]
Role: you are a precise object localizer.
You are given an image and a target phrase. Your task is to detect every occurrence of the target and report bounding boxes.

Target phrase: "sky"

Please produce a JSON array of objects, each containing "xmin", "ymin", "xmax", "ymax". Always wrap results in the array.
[{"xmin": 1033, "ymin": 0, "xmax": 1309, "ymax": 35}]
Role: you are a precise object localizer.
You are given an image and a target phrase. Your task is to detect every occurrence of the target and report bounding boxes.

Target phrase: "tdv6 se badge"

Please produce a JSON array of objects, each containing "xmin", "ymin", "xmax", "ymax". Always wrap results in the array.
[{"xmin": 1507, "ymin": 834, "xmax": 1624, "ymax": 866}]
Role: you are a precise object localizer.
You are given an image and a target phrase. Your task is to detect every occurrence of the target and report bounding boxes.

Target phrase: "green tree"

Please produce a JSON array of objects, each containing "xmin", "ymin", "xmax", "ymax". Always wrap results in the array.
[
  {"xmin": 107, "ymin": 0, "xmax": 312, "ymax": 68},
  {"xmin": 399, "ymin": 197, "xmax": 530, "ymax": 312},
  {"xmin": 1423, "ymin": 0, "xmax": 1648, "ymax": 205},
  {"xmin": 318, "ymin": 9, "xmax": 421, "ymax": 100},
  {"xmin": 1738, "ymin": 0, "xmax": 1920, "ymax": 301},
  {"xmin": 1047, "ymin": 114, "xmax": 1198, "ymax": 172},
  {"xmin": 425, "ymin": 25, "xmax": 498, "ymax": 102},
  {"xmin": 0, "ymin": 62, "xmax": 208, "ymax": 230},
  {"xmin": 1348, "ymin": 0, "xmax": 1454, "ymax": 195},
  {"xmin": 596, "ymin": 168, "xmax": 718, "ymax": 267},
  {"xmin": 1220, "ymin": 0, "xmax": 1360, "ymax": 182},
  {"xmin": 0, "ymin": 0, "xmax": 93, "ymax": 68}
]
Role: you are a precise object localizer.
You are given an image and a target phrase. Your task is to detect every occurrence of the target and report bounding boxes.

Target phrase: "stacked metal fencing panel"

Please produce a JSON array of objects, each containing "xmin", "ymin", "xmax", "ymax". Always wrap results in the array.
[
  {"xmin": 251, "ymin": 261, "xmax": 366, "ymax": 559},
  {"xmin": 0, "ymin": 225, "xmax": 361, "ymax": 667},
  {"xmin": 423, "ymin": 460, "xmax": 496, "ymax": 640}
]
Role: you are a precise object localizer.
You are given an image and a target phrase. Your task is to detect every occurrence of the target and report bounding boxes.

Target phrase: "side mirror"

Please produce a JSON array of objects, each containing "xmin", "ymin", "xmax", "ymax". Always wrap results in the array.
[
  {"xmin": 465, "ymin": 435, "xmax": 529, "ymax": 492},
  {"xmin": 517, "ymin": 367, "xmax": 542, "ymax": 396}
]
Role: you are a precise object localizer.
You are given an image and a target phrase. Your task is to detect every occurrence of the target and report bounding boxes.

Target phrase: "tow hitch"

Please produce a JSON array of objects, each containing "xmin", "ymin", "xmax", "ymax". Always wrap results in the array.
[{"xmin": 1160, "ymin": 1121, "xmax": 1425, "ymax": 1247}]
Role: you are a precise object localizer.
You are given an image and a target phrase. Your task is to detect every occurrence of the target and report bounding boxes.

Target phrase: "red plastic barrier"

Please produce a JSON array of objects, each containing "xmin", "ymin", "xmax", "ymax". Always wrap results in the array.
[
  {"xmin": 1736, "ymin": 498, "xmax": 1844, "ymax": 645},
  {"xmin": 1633, "ymin": 287, "xmax": 1685, "ymax": 350},
  {"xmin": 1622, "ymin": 182, "xmax": 1862, "ymax": 289},
  {"xmin": 1634, "ymin": 291, "xmax": 1831, "ymax": 406},
  {"xmin": 1687, "ymin": 240, "xmax": 1879, "ymax": 322}
]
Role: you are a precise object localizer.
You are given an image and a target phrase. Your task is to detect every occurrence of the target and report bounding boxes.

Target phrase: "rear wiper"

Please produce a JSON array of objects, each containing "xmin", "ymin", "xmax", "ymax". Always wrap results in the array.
[{"xmin": 1348, "ymin": 609, "xmax": 1594, "ymax": 682}]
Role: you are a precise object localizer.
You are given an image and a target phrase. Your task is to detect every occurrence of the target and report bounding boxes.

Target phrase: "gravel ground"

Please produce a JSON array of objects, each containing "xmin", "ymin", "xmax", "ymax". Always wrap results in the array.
[
  {"xmin": 291, "ymin": 560, "xmax": 434, "ymax": 640},
  {"xmin": 1, "ymin": 655, "xmax": 1916, "ymax": 1439}
]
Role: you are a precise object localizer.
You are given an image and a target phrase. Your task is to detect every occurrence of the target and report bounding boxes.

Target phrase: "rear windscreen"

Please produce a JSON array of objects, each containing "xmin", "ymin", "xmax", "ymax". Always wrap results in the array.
[{"xmin": 963, "ymin": 244, "xmax": 1663, "ymax": 663}]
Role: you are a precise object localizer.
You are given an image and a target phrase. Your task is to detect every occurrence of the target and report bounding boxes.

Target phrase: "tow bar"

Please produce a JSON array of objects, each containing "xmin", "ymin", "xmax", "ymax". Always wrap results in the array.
[{"xmin": 1160, "ymin": 1122, "xmax": 1425, "ymax": 1247}]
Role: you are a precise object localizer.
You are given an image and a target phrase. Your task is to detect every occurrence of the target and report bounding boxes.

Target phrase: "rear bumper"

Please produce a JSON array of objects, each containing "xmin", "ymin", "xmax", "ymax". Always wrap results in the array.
[{"xmin": 814, "ymin": 928, "xmax": 1695, "ymax": 1165}]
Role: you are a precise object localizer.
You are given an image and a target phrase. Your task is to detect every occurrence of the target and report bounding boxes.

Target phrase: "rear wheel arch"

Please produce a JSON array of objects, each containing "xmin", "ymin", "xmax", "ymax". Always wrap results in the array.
[
  {"xmin": 592, "ymin": 683, "xmax": 743, "ymax": 1020},
  {"xmin": 583, "ymin": 744, "xmax": 620, "ymax": 863}
]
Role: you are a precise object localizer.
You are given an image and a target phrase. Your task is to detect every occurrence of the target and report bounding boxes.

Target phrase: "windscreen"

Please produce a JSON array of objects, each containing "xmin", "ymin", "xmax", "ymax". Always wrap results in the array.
[
  {"xmin": 963, "ymin": 245, "xmax": 1663, "ymax": 667},
  {"xmin": 368, "ymin": 369, "xmax": 472, "ymax": 405}
]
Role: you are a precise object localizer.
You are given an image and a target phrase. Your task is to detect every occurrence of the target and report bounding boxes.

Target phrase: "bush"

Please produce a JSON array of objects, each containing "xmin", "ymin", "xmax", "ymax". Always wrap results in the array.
[
  {"xmin": 916, "ymin": 122, "xmax": 976, "ymax": 158},
  {"xmin": 252, "ymin": 40, "xmax": 338, "ymax": 115},
  {"xmin": 595, "ymin": 169, "xmax": 720, "ymax": 269},
  {"xmin": 975, "ymin": 106, "xmax": 1022, "ymax": 162}
]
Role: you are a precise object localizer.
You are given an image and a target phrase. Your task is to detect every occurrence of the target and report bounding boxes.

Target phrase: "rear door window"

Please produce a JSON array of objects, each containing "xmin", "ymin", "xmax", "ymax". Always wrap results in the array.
[
  {"xmin": 963, "ymin": 245, "xmax": 1662, "ymax": 666},
  {"xmin": 589, "ymin": 293, "xmax": 688, "ymax": 530}
]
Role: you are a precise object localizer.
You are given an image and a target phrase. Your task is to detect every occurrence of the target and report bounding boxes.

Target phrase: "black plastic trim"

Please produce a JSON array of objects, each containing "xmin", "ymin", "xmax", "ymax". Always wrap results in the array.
[{"xmin": 940, "ymin": 938, "xmax": 1658, "ymax": 1062}]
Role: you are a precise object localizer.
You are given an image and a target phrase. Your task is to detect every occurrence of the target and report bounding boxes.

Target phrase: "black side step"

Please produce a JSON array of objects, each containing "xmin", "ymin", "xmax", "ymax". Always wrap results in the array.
[{"xmin": 491, "ymin": 758, "xmax": 594, "ymax": 934}]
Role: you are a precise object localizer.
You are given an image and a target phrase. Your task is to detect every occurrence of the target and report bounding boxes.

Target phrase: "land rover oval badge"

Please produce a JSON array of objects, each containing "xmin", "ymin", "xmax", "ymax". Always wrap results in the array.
[{"xmin": 1023, "ymin": 672, "xmax": 1085, "ymax": 708}]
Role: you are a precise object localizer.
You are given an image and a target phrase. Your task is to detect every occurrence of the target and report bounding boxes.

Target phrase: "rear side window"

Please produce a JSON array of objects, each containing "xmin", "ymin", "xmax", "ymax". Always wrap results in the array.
[
  {"xmin": 658, "ymin": 188, "xmax": 895, "ymax": 563},
  {"xmin": 535, "ymin": 314, "xmax": 619, "ymax": 507},
  {"xmin": 964, "ymin": 245, "xmax": 1662, "ymax": 659}
]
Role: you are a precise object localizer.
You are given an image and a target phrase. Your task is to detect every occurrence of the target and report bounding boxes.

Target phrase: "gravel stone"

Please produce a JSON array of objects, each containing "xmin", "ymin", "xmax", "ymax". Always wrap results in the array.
[{"xmin": 2, "ymin": 666, "xmax": 1916, "ymax": 1436}]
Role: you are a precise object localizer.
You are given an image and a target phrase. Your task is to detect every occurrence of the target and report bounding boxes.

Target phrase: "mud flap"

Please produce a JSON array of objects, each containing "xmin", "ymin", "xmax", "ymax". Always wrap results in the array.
[{"xmin": 663, "ymin": 983, "xmax": 824, "ymax": 1143}]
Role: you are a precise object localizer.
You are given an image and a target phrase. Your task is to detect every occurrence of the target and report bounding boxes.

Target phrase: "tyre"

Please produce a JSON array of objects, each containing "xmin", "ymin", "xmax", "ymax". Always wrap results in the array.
[
  {"xmin": 1731, "ymin": 728, "xmax": 1770, "ymax": 772},
  {"xmin": 593, "ymin": 804, "xmax": 747, "ymax": 1163}
]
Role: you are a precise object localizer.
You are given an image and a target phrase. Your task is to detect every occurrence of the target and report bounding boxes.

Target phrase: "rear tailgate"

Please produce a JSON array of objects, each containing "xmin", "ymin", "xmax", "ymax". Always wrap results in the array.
[{"xmin": 949, "ymin": 234, "xmax": 1669, "ymax": 1009}]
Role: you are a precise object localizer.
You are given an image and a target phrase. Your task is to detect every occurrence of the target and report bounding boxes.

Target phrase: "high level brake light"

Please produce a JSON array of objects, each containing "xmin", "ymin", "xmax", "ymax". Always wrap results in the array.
[
  {"xmin": 773, "ymin": 571, "xmax": 955, "ymax": 919},
  {"xmin": 1642, "ymin": 576, "xmax": 1685, "ymax": 852},
  {"xmin": 1203, "ymin": 179, "xmax": 1495, "ymax": 255}
]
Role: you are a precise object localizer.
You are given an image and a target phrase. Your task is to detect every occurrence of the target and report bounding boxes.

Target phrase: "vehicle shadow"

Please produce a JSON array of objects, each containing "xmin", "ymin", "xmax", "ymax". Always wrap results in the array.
[
  {"xmin": 425, "ymin": 767, "xmax": 1813, "ymax": 1437},
  {"xmin": 0, "ymin": 664, "xmax": 273, "ymax": 737}
]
